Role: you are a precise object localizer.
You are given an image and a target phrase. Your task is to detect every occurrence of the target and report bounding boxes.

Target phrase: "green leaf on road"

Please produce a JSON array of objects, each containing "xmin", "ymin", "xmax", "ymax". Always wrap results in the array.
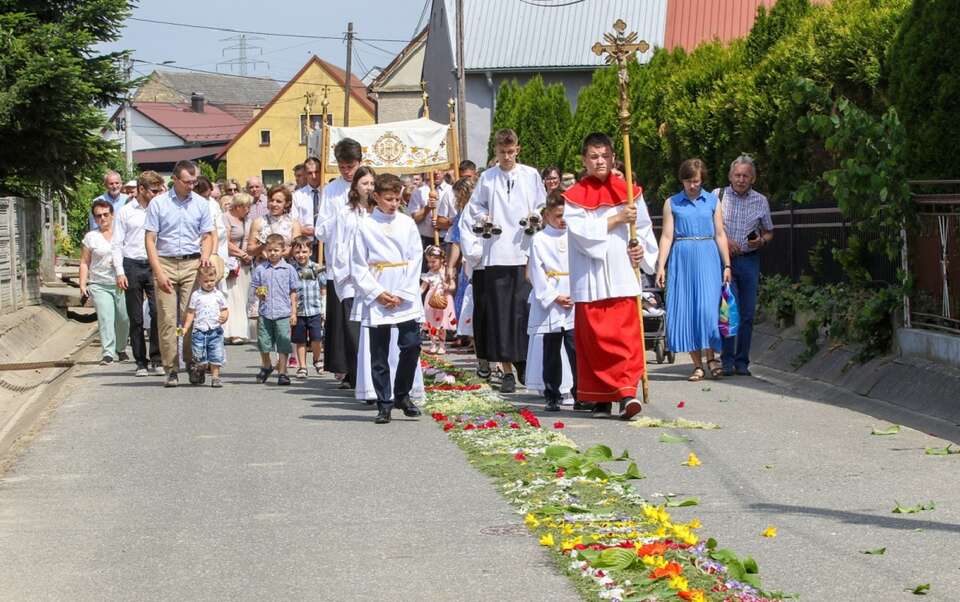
[
  {"xmin": 871, "ymin": 425, "xmax": 901, "ymax": 436},
  {"xmin": 892, "ymin": 501, "xmax": 935, "ymax": 514},
  {"xmin": 924, "ymin": 444, "xmax": 959, "ymax": 456},
  {"xmin": 860, "ymin": 547, "xmax": 886, "ymax": 555},
  {"xmin": 907, "ymin": 583, "xmax": 931, "ymax": 595},
  {"xmin": 632, "ymin": 417, "xmax": 720, "ymax": 429},
  {"xmin": 665, "ymin": 496, "xmax": 700, "ymax": 507},
  {"xmin": 701, "ymin": 386, "xmax": 712, "ymax": 392},
  {"xmin": 763, "ymin": 464, "xmax": 774, "ymax": 469},
  {"xmin": 622, "ymin": 462, "xmax": 644, "ymax": 480},
  {"xmin": 659, "ymin": 432, "xmax": 691, "ymax": 444},
  {"xmin": 545, "ymin": 445, "xmax": 577, "ymax": 460}
]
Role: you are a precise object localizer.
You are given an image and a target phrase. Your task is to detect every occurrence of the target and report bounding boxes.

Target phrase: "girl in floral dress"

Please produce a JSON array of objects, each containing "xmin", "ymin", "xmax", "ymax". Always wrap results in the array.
[{"xmin": 420, "ymin": 246, "xmax": 456, "ymax": 354}]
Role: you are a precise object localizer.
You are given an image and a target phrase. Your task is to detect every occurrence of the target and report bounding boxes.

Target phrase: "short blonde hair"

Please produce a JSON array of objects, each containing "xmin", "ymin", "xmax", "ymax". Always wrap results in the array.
[{"xmin": 231, "ymin": 192, "xmax": 253, "ymax": 207}]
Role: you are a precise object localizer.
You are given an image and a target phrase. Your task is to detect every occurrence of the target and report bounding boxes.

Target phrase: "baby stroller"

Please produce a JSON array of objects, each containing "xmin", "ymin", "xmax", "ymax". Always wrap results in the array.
[{"xmin": 640, "ymin": 273, "xmax": 674, "ymax": 365}]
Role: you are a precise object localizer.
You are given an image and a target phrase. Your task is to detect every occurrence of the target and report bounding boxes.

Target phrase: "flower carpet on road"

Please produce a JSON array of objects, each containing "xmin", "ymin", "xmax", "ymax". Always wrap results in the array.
[{"xmin": 420, "ymin": 357, "xmax": 792, "ymax": 602}]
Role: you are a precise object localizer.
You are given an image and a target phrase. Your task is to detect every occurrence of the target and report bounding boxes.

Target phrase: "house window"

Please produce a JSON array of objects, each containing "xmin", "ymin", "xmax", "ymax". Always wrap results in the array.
[
  {"xmin": 261, "ymin": 170, "xmax": 284, "ymax": 187},
  {"xmin": 300, "ymin": 113, "xmax": 333, "ymax": 144},
  {"xmin": 259, "ymin": 130, "xmax": 271, "ymax": 146}
]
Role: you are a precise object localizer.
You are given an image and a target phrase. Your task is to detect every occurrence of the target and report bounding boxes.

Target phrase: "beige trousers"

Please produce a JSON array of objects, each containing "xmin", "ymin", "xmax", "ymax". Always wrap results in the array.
[{"xmin": 155, "ymin": 257, "xmax": 200, "ymax": 371}]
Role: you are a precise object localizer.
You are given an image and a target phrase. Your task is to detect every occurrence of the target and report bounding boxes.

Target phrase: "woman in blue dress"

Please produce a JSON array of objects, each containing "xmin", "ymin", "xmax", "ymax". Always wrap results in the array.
[{"xmin": 655, "ymin": 159, "xmax": 732, "ymax": 381}]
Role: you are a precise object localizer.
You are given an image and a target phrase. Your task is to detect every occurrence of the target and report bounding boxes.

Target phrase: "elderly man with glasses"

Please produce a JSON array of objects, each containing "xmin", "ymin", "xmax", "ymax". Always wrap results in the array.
[
  {"xmin": 112, "ymin": 171, "xmax": 168, "ymax": 377},
  {"xmin": 145, "ymin": 160, "xmax": 215, "ymax": 387}
]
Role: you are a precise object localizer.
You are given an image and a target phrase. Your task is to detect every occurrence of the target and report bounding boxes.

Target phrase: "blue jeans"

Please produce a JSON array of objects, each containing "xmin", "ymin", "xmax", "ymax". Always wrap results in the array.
[
  {"xmin": 721, "ymin": 253, "xmax": 760, "ymax": 371},
  {"xmin": 191, "ymin": 327, "xmax": 225, "ymax": 366}
]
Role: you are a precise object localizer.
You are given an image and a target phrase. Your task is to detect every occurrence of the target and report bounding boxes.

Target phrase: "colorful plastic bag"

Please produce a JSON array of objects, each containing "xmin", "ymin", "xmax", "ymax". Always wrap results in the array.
[{"xmin": 719, "ymin": 283, "xmax": 740, "ymax": 338}]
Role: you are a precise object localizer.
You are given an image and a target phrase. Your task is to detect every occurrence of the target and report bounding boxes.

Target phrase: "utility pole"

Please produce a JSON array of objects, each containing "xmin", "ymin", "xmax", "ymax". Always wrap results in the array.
[
  {"xmin": 455, "ymin": 0, "xmax": 468, "ymax": 158},
  {"xmin": 123, "ymin": 54, "xmax": 133, "ymax": 175},
  {"xmin": 344, "ymin": 22, "xmax": 354, "ymax": 126}
]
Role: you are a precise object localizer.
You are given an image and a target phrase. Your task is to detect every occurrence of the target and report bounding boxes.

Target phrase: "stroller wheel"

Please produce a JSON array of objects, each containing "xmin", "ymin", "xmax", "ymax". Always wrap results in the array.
[{"xmin": 655, "ymin": 340, "xmax": 665, "ymax": 364}]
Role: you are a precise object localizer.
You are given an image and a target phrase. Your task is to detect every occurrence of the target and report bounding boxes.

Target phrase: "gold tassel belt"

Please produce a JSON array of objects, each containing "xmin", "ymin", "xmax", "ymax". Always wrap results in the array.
[
  {"xmin": 545, "ymin": 271, "xmax": 569, "ymax": 278},
  {"xmin": 370, "ymin": 261, "xmax": 409, "ymax": 274}
]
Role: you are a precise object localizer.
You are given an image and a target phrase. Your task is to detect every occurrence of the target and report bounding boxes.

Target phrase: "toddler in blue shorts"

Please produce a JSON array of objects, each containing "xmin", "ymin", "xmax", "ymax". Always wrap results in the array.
[
  {"xmin": 182, "ymin": 265, "xmax": 228, "ymax": 388},
  {"xmin": 290, "ymin": 236, "xmax": 325, "ymax": 379}
]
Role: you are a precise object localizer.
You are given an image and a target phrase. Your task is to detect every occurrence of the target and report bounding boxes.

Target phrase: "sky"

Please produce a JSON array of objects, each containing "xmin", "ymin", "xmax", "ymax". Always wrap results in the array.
[{"xmin": 99, "ymin": 0, "xmax": 431, "ymax": 85}]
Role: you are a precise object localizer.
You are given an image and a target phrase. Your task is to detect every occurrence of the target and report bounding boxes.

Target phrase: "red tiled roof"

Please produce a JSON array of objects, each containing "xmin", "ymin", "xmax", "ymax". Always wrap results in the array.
[
  {"xmin": 134, "ymin": 102, "xmax": 245, "ymax": 143},
  {"xmin": 663, "ymin": 0, "xmax": 830, "ymax": 51},
  {"xmin": 134, "ymin": 145, "xmax": 228, "ymax": 165}
]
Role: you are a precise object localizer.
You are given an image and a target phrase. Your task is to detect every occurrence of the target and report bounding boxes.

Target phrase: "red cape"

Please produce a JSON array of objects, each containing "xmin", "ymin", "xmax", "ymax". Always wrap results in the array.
[{"xmin": 562, "ymin": 174, "xmax": 642, "ymax": 210}]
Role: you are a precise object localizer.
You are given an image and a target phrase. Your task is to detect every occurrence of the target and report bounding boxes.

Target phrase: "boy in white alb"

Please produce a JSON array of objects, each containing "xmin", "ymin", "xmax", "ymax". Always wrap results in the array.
[
  {"xmin": 350, "ymin": 173, "xmax": 425, "ymax": 424},
  {"xmin": 526, "ymin": 191, "xmax": 576, "ymax": 412},
  {"xmin": 182, "ymin": 265, "xmax": 229, "ymax": 388},
  {"xmin": 563, "ymin": 133, "xmax": 658, "ymax": 420},
  {"xmin": 460, "ymin": 128, "xmax": 546, "ymax": 393}
]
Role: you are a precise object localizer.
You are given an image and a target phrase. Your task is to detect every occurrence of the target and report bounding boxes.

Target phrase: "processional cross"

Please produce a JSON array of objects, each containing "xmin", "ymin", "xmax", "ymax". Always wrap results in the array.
[{"xmin": 592, "ymin": 20, "xmax": 653, "ymax": 404}]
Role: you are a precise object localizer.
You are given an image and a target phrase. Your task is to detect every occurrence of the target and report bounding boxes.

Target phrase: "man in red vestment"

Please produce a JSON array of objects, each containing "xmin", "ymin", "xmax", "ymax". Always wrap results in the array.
[{"xmin": 562, "ymin": 133, "xmax": 658, "ymax": 419}]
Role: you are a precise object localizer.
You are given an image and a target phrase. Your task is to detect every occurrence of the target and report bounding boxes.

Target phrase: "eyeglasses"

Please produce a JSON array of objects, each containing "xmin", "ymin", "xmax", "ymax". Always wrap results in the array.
[
  {"xmin": 226, "ymin": 187, "xmax": 239, "ymax": 193},
  {"xmin": 93, "ymin": 212, "xmax": 111, "ymax": 219},
  {"xmin": 148, "ymin": 188, "xmax": 163, "ymax": 194}
]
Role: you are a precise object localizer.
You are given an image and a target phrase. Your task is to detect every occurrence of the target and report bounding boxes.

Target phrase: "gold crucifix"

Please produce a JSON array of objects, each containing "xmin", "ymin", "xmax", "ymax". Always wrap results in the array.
[
  {"xmin": 591, "ymin": 19, "xmax": 653, "ymax": 405},
  {"xmin": 420, "ymin": 80, "xmax": 430, "ymax": 119}
]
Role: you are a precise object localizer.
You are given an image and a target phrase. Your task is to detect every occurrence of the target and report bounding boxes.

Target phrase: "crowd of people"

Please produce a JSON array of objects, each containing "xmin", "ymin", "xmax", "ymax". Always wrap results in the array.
[{"xmin": 80, "ymin": 129, "xmax": 772, "ymax": 424}]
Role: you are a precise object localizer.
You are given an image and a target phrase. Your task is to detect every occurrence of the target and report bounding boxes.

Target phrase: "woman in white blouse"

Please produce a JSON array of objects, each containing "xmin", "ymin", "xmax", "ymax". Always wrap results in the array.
[{"xmin": 79, "ymin": 199, "xmax": 130, "ymax": 365}]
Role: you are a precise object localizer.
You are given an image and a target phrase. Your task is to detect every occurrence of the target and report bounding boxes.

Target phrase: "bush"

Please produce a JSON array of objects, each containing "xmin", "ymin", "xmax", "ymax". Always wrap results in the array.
[{"xmin": 486, "ymin": 77, "xmax": 572, "ymax": 170}]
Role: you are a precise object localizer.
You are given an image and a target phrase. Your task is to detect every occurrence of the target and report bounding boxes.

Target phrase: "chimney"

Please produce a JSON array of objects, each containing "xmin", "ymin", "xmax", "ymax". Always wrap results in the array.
[{"xmin": 191, "ymin": 92, "xmax": 205, "ymax": 113}]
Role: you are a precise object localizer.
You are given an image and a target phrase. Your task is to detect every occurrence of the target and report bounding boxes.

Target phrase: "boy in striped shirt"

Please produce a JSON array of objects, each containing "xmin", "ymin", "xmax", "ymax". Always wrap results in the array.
[{"xmin": 291, "ymin": 236, "xmax": 325, "ymax": 378}]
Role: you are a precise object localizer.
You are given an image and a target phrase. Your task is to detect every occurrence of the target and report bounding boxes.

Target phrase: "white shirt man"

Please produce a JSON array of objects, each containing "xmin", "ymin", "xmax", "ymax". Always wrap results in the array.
[{"xmin": 407, "ymin": 178, "xmax": 455, "ymax": 242}]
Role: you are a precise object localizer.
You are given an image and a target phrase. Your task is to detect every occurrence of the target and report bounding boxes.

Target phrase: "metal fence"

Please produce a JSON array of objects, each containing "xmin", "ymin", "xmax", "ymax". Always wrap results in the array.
[
  {"xmin": 651, "ymin": 201, "xmax": 899, "ymax": 285},
  {"xmin": 0, "ymin": 196, "xmax": 43, "ymax": 312},
  {"xmin": 903, "ymin": 181, "xmax": 960, "ymax": 335}
]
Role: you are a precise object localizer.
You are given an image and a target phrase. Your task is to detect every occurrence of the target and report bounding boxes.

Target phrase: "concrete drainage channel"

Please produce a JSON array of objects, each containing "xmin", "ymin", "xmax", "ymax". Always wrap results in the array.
[{"xmin": 0, "ymin": 306, "xmax": 98, "ymax": 472}]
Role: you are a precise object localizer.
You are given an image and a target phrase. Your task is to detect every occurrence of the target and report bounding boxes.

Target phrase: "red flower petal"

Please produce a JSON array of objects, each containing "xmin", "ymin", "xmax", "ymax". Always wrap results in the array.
[
  {"xmin": 677, "ymin": 401, "xmax": 686, "ymax": 408},
  {"xmin": 514, "ymin": 452, "xmax": 527, "ymax": 462},
  {"xmin": 442, "ymin": 422, "xmax": 455, "ymax": 432},
  {"xmin": 555, "ymin": 468, "xmax": 566, "ymax": 478},
  {"xmin": 553, "ymin": 421, "xmax": 565, "ymax": 429},
  {"xmin": 509, "ymin": 422, "xmax": 520, "ymax": 429}
]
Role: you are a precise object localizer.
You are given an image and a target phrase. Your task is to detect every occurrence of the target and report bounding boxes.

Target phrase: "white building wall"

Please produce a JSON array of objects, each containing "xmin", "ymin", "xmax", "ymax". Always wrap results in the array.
[{"xmin": 104, "ymin": 110, "xmax": 184, "ymax": 152}]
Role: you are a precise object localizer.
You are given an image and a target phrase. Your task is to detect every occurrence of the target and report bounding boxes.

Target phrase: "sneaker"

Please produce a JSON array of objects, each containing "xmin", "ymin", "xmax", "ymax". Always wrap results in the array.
[
  {"xmin": 100, "ymin": 355, "xmax": 114, "ymax": 365},
  {"xmin": 150, "ymin": 363, "xmax": 165, "ymax": 376},
  {"xmin": 165, "ymin": 371, "xmax": 179, "ymax": 388},
  {"xmin": 591, "ymin": 403, "xmax": 612, "ymax": 418},
  {"xmin": 500, "ymin": 373, "xmax": 516, "ymax": 394},
  {"xmin": 288, "ymin": 356, "xmax": 298, "ymax": 368},
  {"xmin": 188, "ymin": 364, "xmax": 206, "ymax": 386},
  {"xmin": 211, "ymin": 377, "xmax": 223, "ymax": 388},
  {"xmin": 295, "ymin": 368, "xmax": 308, "ymax": 380},
  {"xmin": 277, "ymin": 374, "xmax": 291, "ymax": 386},
  {"xmin": 117, "ymin": 351, "xmax": 129, "ymax": 362},
  {"xmin": 135, "ymin": 366, "xmax": 149, "ymax": 377},
  {"xmin": 618, "ymin": 398, "xmax": 642, "ymax": 421}
]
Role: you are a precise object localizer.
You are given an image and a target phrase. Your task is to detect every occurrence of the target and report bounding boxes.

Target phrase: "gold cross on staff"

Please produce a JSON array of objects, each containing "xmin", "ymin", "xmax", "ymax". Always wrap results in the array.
[{"xmin": 591, "ymin": 19, "xmax": 650, "ymax": 130}]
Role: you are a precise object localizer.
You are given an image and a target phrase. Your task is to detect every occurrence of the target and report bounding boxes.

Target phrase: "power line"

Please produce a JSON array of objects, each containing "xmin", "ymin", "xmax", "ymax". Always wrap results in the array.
[
  {"xmin": 128, "ymin": 17, "xmax": 412, "ymax": 43},
  {"xmin": 134, "ymin": 59, "xmax": 373, "ymax": 90}
]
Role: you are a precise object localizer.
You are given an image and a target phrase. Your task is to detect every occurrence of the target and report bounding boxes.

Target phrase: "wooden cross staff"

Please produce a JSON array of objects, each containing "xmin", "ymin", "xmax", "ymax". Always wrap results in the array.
[
  {"xmin": 421, "ymin": 81, "xmax": 441, "ymax": 247},
  {"xmin": 592, "ymin": 19, "xmax": 653, "ymax": 405}
]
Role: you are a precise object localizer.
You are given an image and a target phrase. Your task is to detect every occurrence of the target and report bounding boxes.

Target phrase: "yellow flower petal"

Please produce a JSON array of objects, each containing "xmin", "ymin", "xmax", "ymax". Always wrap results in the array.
[
  {"xmin": 762, "ymin": 526, "xmax": 777, "ymax": 538},
  {"xmin": 683, "ymin": 452, "xmax": 702, "ymax": 467},
  {"xmin": 524, "ymin": 513, "xmax": 540, "ymax": 528},
  {"xmin": 539, "ymin": 533, "xmax": 555, "ymax": 546},
  {"xmin": 668, "ymin": 575, "xmax": 689, "ymax": 591}
]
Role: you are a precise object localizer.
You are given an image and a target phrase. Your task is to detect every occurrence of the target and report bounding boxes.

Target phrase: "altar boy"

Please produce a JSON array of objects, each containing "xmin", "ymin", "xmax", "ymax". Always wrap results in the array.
[
  {"xmin": 460, "ymin": 128, "xmax": 546, "ymax": 393},
  {"xmin": 563, "ymin": 133, "xmax": 658, "ymax": 420},
  {"xmin": 526, "ymin": 191, "xmax": 577, "ymax": 412},
  {"xmin": 350, "ymin": 173, "xmax": 424, "ymax": 424}
]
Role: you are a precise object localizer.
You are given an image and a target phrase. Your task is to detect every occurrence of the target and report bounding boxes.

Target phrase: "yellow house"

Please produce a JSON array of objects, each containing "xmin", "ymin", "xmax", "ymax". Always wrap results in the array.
[{"xmin": 220, "ymin": 55, "xmax": 376, "ymax": 186}]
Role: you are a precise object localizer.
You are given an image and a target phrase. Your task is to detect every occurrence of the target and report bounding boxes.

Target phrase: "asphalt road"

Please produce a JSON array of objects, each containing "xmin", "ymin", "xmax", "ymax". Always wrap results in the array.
[{"xmin": 0, "ymin": 344, "xmax": 578, "ymax": 602}]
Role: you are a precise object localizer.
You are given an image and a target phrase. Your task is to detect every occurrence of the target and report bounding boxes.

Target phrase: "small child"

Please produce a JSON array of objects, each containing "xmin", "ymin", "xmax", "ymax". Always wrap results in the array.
[
  {"xmin": 350, "ymin": 173, "xmax": 424, "ymax": 424},
  {"xmin": 420, "ymin": 245, "xmax": 456, "ymax": 355},
  {"xmin": 290, "ymin": 235, "xmax": 325, "ymax": 378},
  {"xmin": 251, "ymin": 233, "xmax": 300, "ymax": 385},
  {"xmin": 526, "ymin": 191, "xmax": 577, "ymax": 411},
  {"xmin": 182, "ymin": 265, "xmax": 228, "ymax": 388}
]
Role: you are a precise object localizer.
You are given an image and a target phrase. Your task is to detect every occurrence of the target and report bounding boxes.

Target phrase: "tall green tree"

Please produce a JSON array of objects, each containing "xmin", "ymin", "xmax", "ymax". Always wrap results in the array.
[
  {"xmin": 887, "ymin": 0, "xmax": 960, "ymax": 178},
  {"xmin": 486, "ymin": 76, "xmax": 572, "ymax": 170},
  {"xmin": 0, "ymin": 0, "xmax": 134, "ymax": 195}
]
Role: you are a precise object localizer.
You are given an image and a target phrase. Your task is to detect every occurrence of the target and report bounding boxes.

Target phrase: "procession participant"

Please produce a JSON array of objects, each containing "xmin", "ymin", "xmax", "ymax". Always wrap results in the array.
[
  {"xmin": 122, "ymin": 180, "xmax": 137, "ymax": 196},
  {"xmin": 525, "ymin": 191, "xmax": 576, "ymax": 412},
  {"xmin": 458, "ymin": 160, "xmax": 478, "ymax": 181},
  {"xmin": 716, "ymin": 154, "xmax": 772, "ymax": 376},
  {"xmin": 460, "ymin": 128, "xmax": 546, "ymax": 393},
  {"xmin": 89, "ymin": 170, "xmax": 128, "ymax": 231},
  {"xmin": 195, "ymin": 176, "xmax": 228, "ymax": 282},
  {"xmin": 248, "ymin": 185, "xmax": 302, "ymax": 259},
  {"xmin": 144, "ymin": 160, "xmax": 215, "ymax": 388},
  {"xmin": 246, "ymin": 176, "xmax": 269, "ymax": 221},
  {"xmin": 80, "ymin": 200, "xmax": 129, "ymax": 366},
  {"xmin": 350, "ymin": 173, "xmax": 424, "ymax": 424},
  {"xmin": 327, "ymin": 166, "xmax": 376, "ymax": 390},
  {"xmin": 292, "ymin": 156, "xmax": 323, "ymax": 254},
  {"xmin": 112, "ymin": 170, "xmax": 164, "ymax": 376},
  {"xmin": 563, "ymin": 133, "xmax": 658, "ymax": 419},
  {"xmin": 293, "ymin": 163, "xmax": 307, "ymax": 189},
  {"xmin": 290, "ymin": 236, "xmax": 325, "ymax": 378},
  {"xmin": 315, "ymin": 138, "xmax": 362, "ymax": 384},
  {"xmin": 541, "ymin": 166, "xmax": 562, "ymax": 194},
  {"xmin": 407, "ymin": 170, "xmax": 455, "ymax": 252},
  {"xmin": 251, "ymin": 234, "xmax": 299, "ymax": 386}
]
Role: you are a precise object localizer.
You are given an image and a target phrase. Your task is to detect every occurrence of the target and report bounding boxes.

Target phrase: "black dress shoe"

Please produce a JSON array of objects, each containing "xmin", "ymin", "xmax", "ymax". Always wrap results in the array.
[
  {"xmin": 591, "ymin": 403, "xmax": 612, "ymax": 418},
  {"xmin": 544, "ymin": 400, "xmax": 561, "ymax": 412},
  {"xmin": 500, "ymin": 373, "xmax": 516, "ymax": 393},
  {"xmin": 572, "ymin": 400, "xmax": 587, "ymax": 411},
  {"xmin": 402, "ymin": 404, "xmax": 422, "ymax": 417},
  {"xmin": 374, "ymin": 411, "xmax": 392, "ymax": 424}
]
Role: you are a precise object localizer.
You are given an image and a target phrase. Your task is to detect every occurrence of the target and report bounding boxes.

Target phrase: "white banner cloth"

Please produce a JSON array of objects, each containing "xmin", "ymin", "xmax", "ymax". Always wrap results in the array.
[{"xmin": 324, "ymin": 118, "xmax": 451, "ymax": 174}]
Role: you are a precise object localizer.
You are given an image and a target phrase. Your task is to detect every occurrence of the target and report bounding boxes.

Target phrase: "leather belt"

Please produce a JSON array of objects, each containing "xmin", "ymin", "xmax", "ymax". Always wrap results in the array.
[{"xmin": 160, "ymin": 253, "xmax": 201, "ymax": 260}]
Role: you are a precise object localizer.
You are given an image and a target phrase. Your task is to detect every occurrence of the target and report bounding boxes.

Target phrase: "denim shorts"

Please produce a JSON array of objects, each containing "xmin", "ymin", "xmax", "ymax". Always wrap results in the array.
[
  {"xmin": 191, "ymin": 327, "xmax": 225, "ymax": 366},
  {"xmin": 291, "ymin": 314, "xmax": 323, "ymax": 344}
]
